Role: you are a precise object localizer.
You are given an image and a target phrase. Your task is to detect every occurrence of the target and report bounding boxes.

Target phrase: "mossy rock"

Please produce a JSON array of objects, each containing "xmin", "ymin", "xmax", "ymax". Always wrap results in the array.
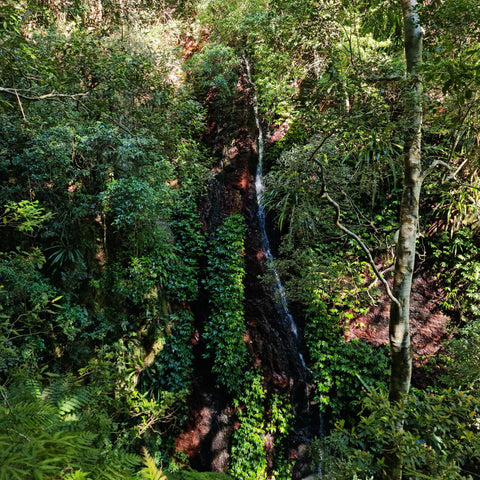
[{"xmin": 166, "ymin": 472, "xmax": 233, "ymax": 480}]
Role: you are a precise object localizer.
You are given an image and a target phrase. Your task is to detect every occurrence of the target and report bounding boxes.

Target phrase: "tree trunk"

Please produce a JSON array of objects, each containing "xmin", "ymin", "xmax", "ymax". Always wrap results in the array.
[{"xmin": 385, "ymin": 1, "xmax": 423, "ymax": 479}]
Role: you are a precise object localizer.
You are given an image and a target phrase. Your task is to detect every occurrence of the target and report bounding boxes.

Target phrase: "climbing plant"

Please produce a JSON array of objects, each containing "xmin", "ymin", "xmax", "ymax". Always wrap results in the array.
[
  {"xmin": 203, "ymin": 214, "xmax": 248, "ymax": 395},
  {"xmin": 229, "ymin": 372, "xmax": 292, "ymax": 480}
]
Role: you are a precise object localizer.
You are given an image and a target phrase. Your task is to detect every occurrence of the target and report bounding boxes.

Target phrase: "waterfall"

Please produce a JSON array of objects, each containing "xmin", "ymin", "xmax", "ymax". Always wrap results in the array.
[
  {"xmin": 243, "ymin": 58, "xmax": 323, "ymax": 479},
  {"xmin": 244, "ymin": 59, "xmax": 307, "ymax": 374}
]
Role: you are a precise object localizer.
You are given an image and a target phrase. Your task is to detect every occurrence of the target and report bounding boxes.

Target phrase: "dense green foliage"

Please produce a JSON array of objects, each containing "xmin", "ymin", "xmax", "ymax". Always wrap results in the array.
[
  {"xmin": 204, "ymin": 214, "xmax": 248, "ymax": 395},
  {"xmin": 0, "ymin": 375, "xmax": 141, "ymax": 480},
  {"xmin": 0, "ymin": 0, "xmax": 210, "ymax": 476},
  {"xmin": 203, "ymin": 217, "xmax": 293, "ymax": 479},
  {"xmin": 230, "ymin": 372, "xmax": 292, "ymax": 480},
  {"xmin": 1, "ymin": 0, "xmax": 480, "ymax": 478},
  {"xmin": 191, "ymin": 0, "xmax": 480, "ymax": 477},
  {"xmin": 305, "ymin": 301, "xmax": 390, "ymax": 419},
  {"xmin": 319, "ymin": 387, "xmax": 480, "ymax": 479}
]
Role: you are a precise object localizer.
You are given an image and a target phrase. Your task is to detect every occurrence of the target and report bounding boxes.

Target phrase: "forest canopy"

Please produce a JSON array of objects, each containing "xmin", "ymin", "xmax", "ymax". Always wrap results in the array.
[{"xmin": 1, "ymin": 0, "xmax": 480, "ymax": 479}]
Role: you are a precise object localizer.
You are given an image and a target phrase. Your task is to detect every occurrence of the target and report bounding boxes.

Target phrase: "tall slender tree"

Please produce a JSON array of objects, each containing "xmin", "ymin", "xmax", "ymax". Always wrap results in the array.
[{"xmin": 386, "ymin": 1, "xmax": 423, "ymax": 478}]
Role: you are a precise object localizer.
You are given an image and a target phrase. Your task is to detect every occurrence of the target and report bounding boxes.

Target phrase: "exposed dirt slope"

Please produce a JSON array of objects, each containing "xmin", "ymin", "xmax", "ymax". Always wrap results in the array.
[{"xmin": 344, "ymin": 267, "xmax": 451, "ymax": 386}]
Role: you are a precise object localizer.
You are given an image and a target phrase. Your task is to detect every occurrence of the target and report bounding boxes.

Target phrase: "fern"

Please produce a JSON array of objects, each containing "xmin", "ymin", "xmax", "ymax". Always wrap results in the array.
[
  {"xmin": 0, "ymin": 399, "xmax": 57, "ymax": 430},
  {"xmin": 3, "ymin": 376, "xmax": 42, "ymax": 404},
  {"xmin": 0, "ymin": 375, "xmax": 141, "ymax": 480},
  {"xmin": 139, "ymin": 447, "xmax": 167, "ymax": 480},
  {"xmin": 57, "ymin": 390, "xmax": 93, "ymax": 416},
  {"xmin": 166, "ymin": 473, "xmax": 235, "ymax": 479},
  {"xmin": 64, "ymin": 471, "xmax": 93, "ymax": 480},
  {"xmin": 100, "ymin": 465, "xmax": 137, "ymax": 480},
  {"xmin": 0, "ymin": 464, "xmax": 25, "ymax": 480},
  {"xmin": 41, "ymin": 376, "xmax": 93, "ymax": 417}
]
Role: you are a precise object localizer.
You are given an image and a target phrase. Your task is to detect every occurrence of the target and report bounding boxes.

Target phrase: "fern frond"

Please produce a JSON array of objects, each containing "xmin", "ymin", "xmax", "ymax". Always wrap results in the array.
[
  {"xmin": 74, "ymin": 430, "xmax": 98, "ymax": 446},
  {"xmin": 23, "ymin": 377, "xmax": 43, "ymax": 399},
  {"xmin": 42, "ymin": 377, "xmax": 93, "ymax": 416},
  {"xmin": 41, "ymin": 377, "xmax": 69, "ymax": 405},
  {"xmin": 0, "ymin": 400, "xmax": 57, "ymax": 431},
  {"xmin": 123, "ymin": 453, "xmax": 143, "ymax": 469},
  {"xmin": 140, "ymin": 447, "xmax": 167, "ymax": 480},
  {"xmin": 58, "ymin": 390, "xmax": 92, "ymax": 416},
  {"xmin": 0, "ymin": 464, "xmax": 26, "ymax": 480},
  {"xmin": 99, "ymin": 464, "xmax": 137, "ymax": 480},
  {"xmin": 0, "ymin": 376, "xmax": 144, "ymax": 480},
  {"xmin": 64, "ymin": 470, "xmax": 93, "ymax": 480},
  {"xmin": 5, "ymin": 377, "xmax": 42, "ymax": 404}
]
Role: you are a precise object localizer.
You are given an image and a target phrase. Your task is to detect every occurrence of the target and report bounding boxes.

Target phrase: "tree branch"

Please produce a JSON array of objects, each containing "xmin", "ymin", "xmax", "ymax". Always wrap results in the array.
[
  {"xmin": 305, "ymin": 131, "xmax": 336, "ymax": 164},
  {"xmin": 0, "ymin": 87, "xmax": 88, "ymax": 101},
  {"xmin": 421, "ymin": 158, "xmax": 480, "ymax": 191},
  {"xmin": 314, "ymin": 159, "xmax": 401, "ymax": 307},
  {"xmin": 420, "ymin": 159, "xmax": 453, "ymax": 182},
  {"xmin": 14, "ymin": 88, "xmax": 26, "ymax": 120}
]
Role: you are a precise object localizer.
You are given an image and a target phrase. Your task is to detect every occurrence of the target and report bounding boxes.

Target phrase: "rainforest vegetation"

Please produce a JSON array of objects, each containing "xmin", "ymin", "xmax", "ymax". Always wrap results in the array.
[{"xmin": 1, "ymin": 0, "xmax": 480, "ymax": 479}]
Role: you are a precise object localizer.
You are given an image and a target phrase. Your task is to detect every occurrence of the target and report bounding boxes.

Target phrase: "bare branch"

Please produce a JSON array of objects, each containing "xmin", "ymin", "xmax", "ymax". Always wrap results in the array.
[
  {"xmin": 452, "ymin": 158, "xmax": 469, "ymax": 178},
  {"xmin": 305, "ymin": 131, "xmax": 336, "ymax": 165},
  {"xmin": 367, "ymin": 264, "xmax": 395, "ymax": 291},
  {"xmin": 313, "ymin": 158, "xmax": 401, "ymax": 307},
  {"xmin": 421, "ymin": 158, "xmax": 480, "ymax": 191},
  {"xmin": 321, "ymin": 189, "xmax": 401, "ymax": 307},
  {"xmin": 420, "ymin": 159, "xmax": 453, "ymax": 182},
  {"xmin": 14, "ymin": 89, "xmax": 26, "ymax": 120},
  {"xmin": 0, "ymin": 87, "xmax": 88, "ymax": 101}
]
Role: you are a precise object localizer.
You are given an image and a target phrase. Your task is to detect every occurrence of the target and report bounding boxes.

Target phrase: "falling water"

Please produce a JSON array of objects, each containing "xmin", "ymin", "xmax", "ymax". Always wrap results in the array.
[
  {"xmin": 245, "ymin": 59, "xmax": 307, "ymax": 373},
  {"xmin": 244, "ymin": 59, "xmax": 323, "ymax": 479}
]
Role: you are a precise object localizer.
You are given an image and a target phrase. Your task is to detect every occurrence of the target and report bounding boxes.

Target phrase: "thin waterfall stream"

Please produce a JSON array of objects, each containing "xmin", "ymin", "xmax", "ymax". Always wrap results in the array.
[
  {"xmin": 245, "ymin": 59, "xmax": 323, "ymax": 478},
  {"xmin": 245, "ymin": 58, "xmax": 307, "ymax": 377}
]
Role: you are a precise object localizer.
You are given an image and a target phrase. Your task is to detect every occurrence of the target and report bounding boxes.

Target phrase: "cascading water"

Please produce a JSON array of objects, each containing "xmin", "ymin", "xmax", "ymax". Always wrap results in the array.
[
  {"xmin": 244, "ymin": 58, "xmax": 307, "ymax": 377},
  {"xmin": 245, "ymin": 58, "xmax": 323, "ymax": 478}
]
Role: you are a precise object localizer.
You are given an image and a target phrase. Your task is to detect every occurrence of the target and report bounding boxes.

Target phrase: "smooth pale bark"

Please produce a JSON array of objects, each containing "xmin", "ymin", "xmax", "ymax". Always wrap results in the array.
[{"xmin": 385, "ymin": 1, "xmax": 423, "ymax": 479}]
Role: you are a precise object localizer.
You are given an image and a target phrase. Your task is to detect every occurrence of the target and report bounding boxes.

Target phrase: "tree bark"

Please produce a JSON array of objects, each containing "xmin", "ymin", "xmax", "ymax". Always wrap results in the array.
[{"xmin": 385, "ymin": 1, "xmax": 423, "ymax": 479}]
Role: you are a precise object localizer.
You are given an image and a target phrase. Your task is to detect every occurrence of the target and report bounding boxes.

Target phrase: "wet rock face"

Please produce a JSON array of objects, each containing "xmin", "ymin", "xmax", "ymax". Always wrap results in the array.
[
  {"xmin": 176, "ymin": 69, "xmax": 319, "ymax": 476},
  {"xmin": 175, "ymin": 388, "xmax": 236, "ymax": 472},
  {"xmin": 196, "ymin": 70, "xmax": 305, "ymax": 384}
]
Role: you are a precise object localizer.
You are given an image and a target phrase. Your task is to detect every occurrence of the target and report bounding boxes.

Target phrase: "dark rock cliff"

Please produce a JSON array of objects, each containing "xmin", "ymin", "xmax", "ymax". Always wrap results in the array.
[{"xmin": 175, "ymin": 66, "xmax": 320, "ymax": 479}]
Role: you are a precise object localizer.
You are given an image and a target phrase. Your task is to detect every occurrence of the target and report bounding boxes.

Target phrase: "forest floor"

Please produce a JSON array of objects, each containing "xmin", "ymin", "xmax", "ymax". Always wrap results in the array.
[{"xmin": 344, "ymin": 267, "xmax": 451, "ymax": 386}]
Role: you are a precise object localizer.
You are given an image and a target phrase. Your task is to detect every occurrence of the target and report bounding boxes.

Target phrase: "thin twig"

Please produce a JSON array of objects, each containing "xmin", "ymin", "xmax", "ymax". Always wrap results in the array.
[
  {"xmin": 321, "ymin": 189, "xmax": 401, "ymax": 307},
  {"xmin": 305, "ymin": 131, "xmax": 336, "ymax": 164},
  {"xmin": 367, "ymin": 264, "xmax": 395, "ymax": 290}
]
